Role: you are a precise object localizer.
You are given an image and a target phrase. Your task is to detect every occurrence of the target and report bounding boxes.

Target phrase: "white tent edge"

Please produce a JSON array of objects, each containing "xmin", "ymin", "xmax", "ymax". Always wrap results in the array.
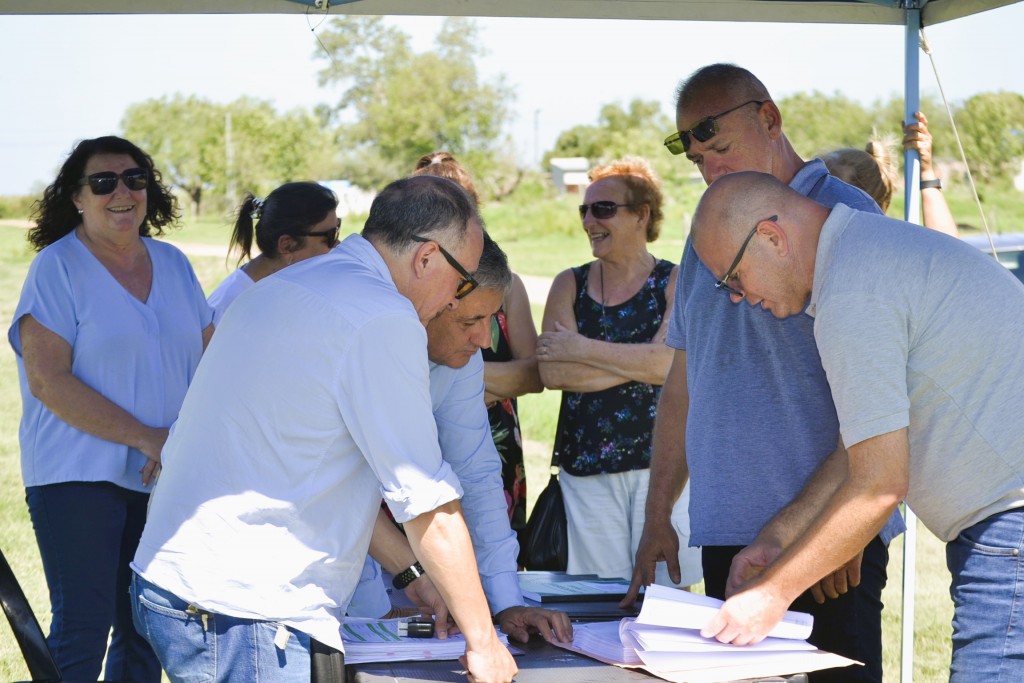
[{"xmin": 0, "ymin": 0, "xmax": 1019, "ymax": 26}]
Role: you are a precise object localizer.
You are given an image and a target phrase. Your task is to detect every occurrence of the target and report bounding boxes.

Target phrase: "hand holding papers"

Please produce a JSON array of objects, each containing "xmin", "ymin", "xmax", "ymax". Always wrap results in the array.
[
  {"xmin": 554, "ymin": 585, "xmax": 859, "ymax": 683},
  {"xmin": 342, "ymin": 617, "xmax": 510, "ymax": 665},
  {"xmin": 639, "ymin": 585, "xmax": 812, "ymax": 641}
]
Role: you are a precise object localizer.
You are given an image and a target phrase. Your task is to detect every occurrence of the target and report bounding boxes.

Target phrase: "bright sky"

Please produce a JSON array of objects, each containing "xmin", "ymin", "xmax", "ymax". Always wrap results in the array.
[{"xmin": 0, "ymin": 5, "xmax": 1022, "ymax": 195}]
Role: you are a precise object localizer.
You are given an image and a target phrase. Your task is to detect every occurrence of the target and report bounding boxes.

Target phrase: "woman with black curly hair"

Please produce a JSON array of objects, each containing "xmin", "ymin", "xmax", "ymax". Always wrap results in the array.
[{"xmin": 8, "ymin": 135, "xmax": 214, "ymax": 682}]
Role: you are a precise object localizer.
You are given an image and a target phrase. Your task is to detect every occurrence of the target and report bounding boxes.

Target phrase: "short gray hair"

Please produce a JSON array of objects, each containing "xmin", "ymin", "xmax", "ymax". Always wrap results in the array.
[
  {"xmin": 362, "ymin": 174, "xmax": 479, "ymax": 251},
  {"xmin": 475, "ymin": 232, "xmax": 512, "ymax": 296},
  {"xmin": 674, "ymin": 63, "xmax": 772, "ymax": 115}
]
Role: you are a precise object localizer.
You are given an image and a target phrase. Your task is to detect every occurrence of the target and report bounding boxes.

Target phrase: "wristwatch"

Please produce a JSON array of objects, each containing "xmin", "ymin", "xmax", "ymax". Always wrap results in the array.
[
  {"xmin": 392, "ymin": 561, "xmax": 426, "ymax": 590},
  {"xmin": 920, "ymin": 178, "xmax": 942, "ymax": 190}
]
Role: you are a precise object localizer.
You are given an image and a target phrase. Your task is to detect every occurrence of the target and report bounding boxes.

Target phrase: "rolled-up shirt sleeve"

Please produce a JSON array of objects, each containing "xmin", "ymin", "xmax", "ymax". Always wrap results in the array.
[{"xmin": 339, "ymin": 313, "xmax": 463, "ymax": 523}]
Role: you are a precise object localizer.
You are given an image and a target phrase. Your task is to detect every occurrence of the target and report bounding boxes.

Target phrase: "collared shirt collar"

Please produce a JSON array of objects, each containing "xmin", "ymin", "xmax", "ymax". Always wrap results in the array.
[{"xmin": 806, "ymin": 203, "xmax": 854, "ymax": 318}]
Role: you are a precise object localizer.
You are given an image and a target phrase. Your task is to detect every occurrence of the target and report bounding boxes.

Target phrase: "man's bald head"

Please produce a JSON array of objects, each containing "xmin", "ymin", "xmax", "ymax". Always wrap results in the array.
[
  {"xmin": 691, "ymin": 172, "xmax": 796, "ymax": 254},
  {"xmin": 690, "ymin": 172, "xmax": 829, "ymax": 318}
]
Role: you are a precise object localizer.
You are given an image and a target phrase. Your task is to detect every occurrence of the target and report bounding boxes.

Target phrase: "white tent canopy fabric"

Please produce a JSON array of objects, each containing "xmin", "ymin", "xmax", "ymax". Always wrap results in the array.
[{"xmin": 0, "ymin": 0, "xmax": 1019, "ymax": 25}]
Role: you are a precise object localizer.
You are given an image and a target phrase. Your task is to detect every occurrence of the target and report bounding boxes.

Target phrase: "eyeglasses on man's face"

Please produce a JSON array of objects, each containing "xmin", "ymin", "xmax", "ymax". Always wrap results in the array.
[
  {"xmin": 715, "ymin": 215, "xmax": 777, "ymax": 297},
  {"xmin": 304, "ymin": 218, "xmax": 342, "ymax": 248},
  {"xmin": 78, "ymin": 168, "xmax": 149, "ymax": 195},
  {"xmin": 410, "ymin": 234, "xmax": 480, "ymax": 300},
  {"xmin": 664, "ymin": 100, "xmax": 767, "ymax": 155},
  {"xmin": 578, "ymin": 201, "xmax": 633, "ymax": 221}
]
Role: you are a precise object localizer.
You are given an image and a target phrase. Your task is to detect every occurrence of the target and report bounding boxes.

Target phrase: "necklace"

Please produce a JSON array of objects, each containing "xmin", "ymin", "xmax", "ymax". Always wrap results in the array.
[
  {"xmin": 598, "ymin": 253, "xmax": 658, "ymax": 341},
  {"xmin": 599, "ymin": 261, "xmax": 609, "ymax": 341}
]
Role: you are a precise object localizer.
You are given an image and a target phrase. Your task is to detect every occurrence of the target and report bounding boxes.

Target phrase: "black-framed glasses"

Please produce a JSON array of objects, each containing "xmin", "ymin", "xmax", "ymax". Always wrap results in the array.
[
  {"xmin": 664, "ymin": 100, "xmax": 767, "ymax": 155},
  {"xmin": 579, "ymin": 201, "xmax": 633, "ymax": 220},
  {"xmin": 304, "ymin": 218, "xmax": 341, "ymax": 248},
  {"xmin": 410, "ymin": 234, "xmax": 479, "ymax": 300},
  {"xmin": 715, "ymin": 215, "xmax": 777, "ymax": 297},
  {"xmin": 77, "ymin": 168, "xmax": 149, "ymax": 195}
]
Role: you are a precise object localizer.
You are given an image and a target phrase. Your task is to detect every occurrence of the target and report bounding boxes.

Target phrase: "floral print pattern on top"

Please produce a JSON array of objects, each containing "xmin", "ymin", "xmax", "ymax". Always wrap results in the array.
[
  {"xmin": 555, "ymin": 259, "xmax": 673, "ymax": 477},
  {"xmin": 482, "ymin": 308, "xmax": 528, "ymax": 534}
]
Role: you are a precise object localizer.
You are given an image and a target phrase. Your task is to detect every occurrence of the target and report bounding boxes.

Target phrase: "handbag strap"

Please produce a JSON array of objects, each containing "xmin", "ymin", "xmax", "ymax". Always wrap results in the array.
[{"xmin": 549, "ymin": 397, "xmax": 568, "ymax": 471}]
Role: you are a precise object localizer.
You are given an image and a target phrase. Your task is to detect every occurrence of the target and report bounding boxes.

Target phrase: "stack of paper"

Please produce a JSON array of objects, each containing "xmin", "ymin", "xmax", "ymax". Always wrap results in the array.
[
  {"xmin": 518, "ymin": 574, "xmax": 635, "ymax": 603},
  {"xmin": 571, "ymin": 620, "xmax": 644, "ymax": 666},
  {"xmin": 341, "ymin": 617, "xmax": 510, "ymax": 665},
  {"xmin": 554, "ymin": 585, "xmax": 860, "ymax": 683}
]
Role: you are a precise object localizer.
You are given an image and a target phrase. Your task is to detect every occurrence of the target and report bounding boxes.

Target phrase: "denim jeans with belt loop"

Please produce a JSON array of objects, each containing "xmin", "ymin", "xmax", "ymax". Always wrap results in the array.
[
  {"xmin": 946, "ymin": 506, "xmax": 1024, "ymax": 682},
  {"xmin": 130, "ymin": 571, "xmax": 320, "ymax": 682}
]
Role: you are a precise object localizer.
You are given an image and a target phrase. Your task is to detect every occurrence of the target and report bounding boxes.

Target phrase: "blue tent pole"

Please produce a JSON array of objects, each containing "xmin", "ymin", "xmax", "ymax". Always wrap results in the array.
[{"xmin": 901, "ymin": 8, "xmax": 921, "ymax": 683}]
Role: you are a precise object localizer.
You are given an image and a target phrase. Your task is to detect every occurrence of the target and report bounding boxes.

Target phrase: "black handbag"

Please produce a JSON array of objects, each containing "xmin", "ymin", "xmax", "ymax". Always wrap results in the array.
[{"xmin": 520, "ymin": 416, "xmax": 568, "ymax": 571}]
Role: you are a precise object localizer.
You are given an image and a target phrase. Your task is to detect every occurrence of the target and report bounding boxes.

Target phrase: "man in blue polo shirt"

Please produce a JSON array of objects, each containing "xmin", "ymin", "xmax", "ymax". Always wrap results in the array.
[{"xmin": 623, "ymin": 63, "xmax": 904, "ymax": 683}]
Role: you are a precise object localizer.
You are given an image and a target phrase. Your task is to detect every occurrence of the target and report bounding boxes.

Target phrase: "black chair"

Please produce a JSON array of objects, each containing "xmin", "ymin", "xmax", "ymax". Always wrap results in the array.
[{"xmin": 0, "ymin": 547, "xmax": 61, "ymax": 682}]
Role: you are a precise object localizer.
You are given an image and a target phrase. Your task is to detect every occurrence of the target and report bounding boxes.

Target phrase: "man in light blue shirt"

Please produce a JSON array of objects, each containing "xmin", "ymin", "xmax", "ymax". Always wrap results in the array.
[{"xmin": 354, "ymin": 234, "xmax": 572, "ymax": 644}]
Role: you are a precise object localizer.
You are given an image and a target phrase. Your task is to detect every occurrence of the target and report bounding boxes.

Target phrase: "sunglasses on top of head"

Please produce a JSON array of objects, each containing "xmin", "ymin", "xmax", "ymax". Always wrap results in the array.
[
  {"xmin": 78, "ymin": 168, "xmax": 150, "ymax": 195},
  {"xmin": 410, "ymin": 234, "xmax": 479, "ymax": 300},
  {"xmin": 578, "ymin": 201, "xmax": 633, "ymax": 220},
  {"xmin": 663, "ymin": 99, "xmax": 767, "ymax": 155},
  {"xmin": 304, "ymin": 218, "xmax": 342, "ymax": 248}
]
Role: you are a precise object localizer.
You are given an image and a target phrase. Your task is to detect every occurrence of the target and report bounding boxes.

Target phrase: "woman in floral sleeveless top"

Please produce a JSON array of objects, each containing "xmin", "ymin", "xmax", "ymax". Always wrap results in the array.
[{"xmin": 537, "ymin": 157, "xmax": 702, "ymax": 588}]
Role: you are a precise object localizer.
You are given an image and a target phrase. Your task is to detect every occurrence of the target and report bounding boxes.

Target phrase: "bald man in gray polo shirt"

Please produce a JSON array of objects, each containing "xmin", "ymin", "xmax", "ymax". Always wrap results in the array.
[{"xmin": 690, "ymin": 170, "xmax": 1024, "ymax": 683}]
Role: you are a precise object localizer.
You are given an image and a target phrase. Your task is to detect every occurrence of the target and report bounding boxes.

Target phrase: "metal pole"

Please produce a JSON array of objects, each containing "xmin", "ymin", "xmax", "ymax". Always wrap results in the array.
[
  {"xmin": 901, "ymin": 7, "xmax": 922, "ymax": 683},
  {"xmin": 533, "ymin": 108, "xmax": 542, "ymax": 169}
]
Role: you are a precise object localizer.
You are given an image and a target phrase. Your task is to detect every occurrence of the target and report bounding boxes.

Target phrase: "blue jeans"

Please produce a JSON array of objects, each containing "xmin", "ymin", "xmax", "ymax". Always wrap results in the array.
[
  {"xmin": 130, "ymin": 572, "xmax": 314, "ymax": 682},
  {"xmin": 946, "ymin": 507, "xmax": 1024, "ymax": 682},
  {"xmin": 25, "ymin": 481, "xmax": 161, "ymax": 683}
]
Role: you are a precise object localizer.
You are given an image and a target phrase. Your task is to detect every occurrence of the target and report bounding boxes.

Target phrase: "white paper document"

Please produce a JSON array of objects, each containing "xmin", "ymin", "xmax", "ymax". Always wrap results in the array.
[
  {"xmin": 625, "ymin": 623, "xmax": 817, "ymax": 653},
  {"xmin": 553, "ymin": 585, "xmax": 860, "ymax": 683},
  {"xmin": 638, "ymin": 584, "xmax": 814, "ymax": 641},
  {"xmin": 341, "ymin": 617, "xmax": 509, "ymax": 665}
]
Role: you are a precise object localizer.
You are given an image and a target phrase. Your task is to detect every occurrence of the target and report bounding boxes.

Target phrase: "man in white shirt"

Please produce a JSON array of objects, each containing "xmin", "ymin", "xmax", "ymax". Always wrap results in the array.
[
  {"xmin": 131, "ymin": 175, "xmax": 517, "ymax": 683},
  {"xmin": 689, "ymin": 171, "xmax": 1024, "ymax": 682}
]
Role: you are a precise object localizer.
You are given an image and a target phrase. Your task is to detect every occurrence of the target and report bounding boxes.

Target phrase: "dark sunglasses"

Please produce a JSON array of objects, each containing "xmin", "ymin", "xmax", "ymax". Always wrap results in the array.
[
  {"xmin": 77, "ymin": 168, "xmax": 149, "ymax": 195},
  {"xmin": 664, "ymin": 100, "xmax": 766, "ymax": 155},
  {"xmin": 579, "ymin": 201, "xmax": 633, "ymax": 220},
  {"xmin": 410, "ymin": 234, "xmax": 479, "ymax": 300},
  {"xmin": 715, "ymin": 215, "xmax": 777, "ymax": 297},
  {"xmin": 304, "ymin": 218, "xmax": 342, "ymax": 248}
]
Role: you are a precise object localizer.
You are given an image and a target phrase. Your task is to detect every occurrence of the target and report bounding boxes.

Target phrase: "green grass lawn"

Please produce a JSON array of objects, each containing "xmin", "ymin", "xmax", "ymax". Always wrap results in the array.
[{"xmin": 0, "ymin": 218, "xmax": 954, "ymax": 682}]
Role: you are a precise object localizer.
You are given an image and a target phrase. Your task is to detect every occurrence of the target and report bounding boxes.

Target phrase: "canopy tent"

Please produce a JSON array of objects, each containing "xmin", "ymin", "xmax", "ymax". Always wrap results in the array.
[
  {"xmin": 0, "ymin": 0, "xmax": 1019, "ymax": 24},
  {"xmin": 2, "ymin": 1, "xmax": 1018, "ymax": 681}
]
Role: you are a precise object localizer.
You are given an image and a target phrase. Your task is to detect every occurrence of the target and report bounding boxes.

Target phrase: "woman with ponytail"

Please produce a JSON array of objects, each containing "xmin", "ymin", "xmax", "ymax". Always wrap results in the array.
[{"xmin": 208, "ymin": 182, "xmax": 340, "ymax": 324}]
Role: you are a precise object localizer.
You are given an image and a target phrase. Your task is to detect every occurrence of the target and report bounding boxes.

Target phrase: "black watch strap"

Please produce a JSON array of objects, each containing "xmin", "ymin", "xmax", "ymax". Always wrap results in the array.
[
  {"xmin": 920, "ymin": 178, "xmax": 942, "ymax": 190},
  {"xmin": 392, "ymin": 561, "xmax": 426, "ymax": 590}
]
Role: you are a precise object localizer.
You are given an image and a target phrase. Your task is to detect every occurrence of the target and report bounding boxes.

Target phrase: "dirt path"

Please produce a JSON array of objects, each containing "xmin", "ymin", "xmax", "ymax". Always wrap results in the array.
[
  {"xmin": 1, "ymin": 221, "xmax": 556, "ymax": 303},
  {"xmin": 165, "ymin": 239, "xmax": 555, "ymax": 302},
  {"xmin": 519, "ymin": 274, "xmax": 552, "ymax": 306}
]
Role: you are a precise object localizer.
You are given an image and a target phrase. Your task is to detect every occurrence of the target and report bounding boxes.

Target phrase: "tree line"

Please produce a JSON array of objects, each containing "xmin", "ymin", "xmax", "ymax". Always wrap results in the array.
[{"xmin": 118, "ymin": 16, "xmax": 1024, "ymax": 216}]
